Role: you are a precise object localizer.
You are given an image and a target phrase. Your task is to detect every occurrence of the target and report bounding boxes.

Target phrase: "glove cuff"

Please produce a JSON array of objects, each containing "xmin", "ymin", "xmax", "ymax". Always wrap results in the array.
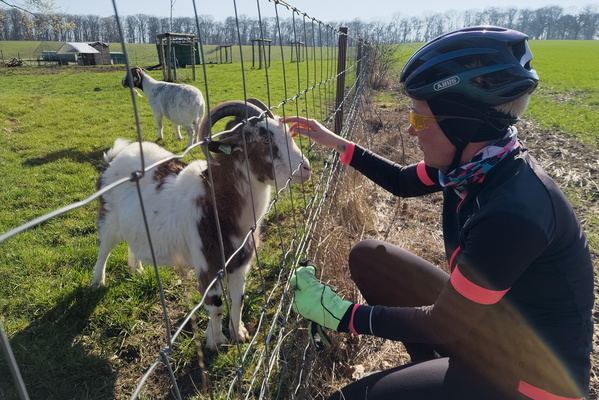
[
  {"xmin": 337, "ymin": 304, "xmax": 354, "ymax": 333},
  {"xmin": 349, "ymin": 304, "xmax": 361, "ymax": 335}
]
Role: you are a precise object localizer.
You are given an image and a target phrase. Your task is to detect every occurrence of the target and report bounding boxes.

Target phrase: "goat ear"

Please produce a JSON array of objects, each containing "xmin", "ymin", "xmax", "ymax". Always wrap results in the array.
[{"xmin": 218, "ymin": 135, "xmax": 241, "ymax": 147}]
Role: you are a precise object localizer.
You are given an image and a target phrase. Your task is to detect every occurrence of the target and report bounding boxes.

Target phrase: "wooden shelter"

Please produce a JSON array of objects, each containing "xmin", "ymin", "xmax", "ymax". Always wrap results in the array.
[
  {"xmin": 218, "ymin": 45, "xmax": 233, "ymax": 64},
  {"xmin": 156, "ymin": 33, "xmax": 201, "ymax": 82},
  {"xmin": 251, "ymin": 39, "xmax": 271, "ymax": 69},
  {"xmin": 290, "ymin": 41, "xmax": 305, "ymax": 63}
]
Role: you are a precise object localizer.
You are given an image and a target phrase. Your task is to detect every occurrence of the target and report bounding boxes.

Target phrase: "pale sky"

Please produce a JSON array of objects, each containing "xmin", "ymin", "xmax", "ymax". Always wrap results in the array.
[{"xmin": 52, "ymin": 0, "xmax": 594, "ymax": 22}]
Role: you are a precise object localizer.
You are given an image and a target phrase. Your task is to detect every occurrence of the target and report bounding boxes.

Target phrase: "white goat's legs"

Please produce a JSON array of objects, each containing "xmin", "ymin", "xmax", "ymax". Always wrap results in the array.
[
  {"xmin": 92, "ymin": 228, "xmax": 121, "ymax": 287},
  {"xmin": 183, "ymin": 125, "xmax": 195, "ymax": 148},
  {"xmin": 227, "ymin": 268, "xmax": 249, "ymax": 343},
  {"xmin": 127, "ymin": 247, "xmax": 144, "ymax": 274},
  {"xmin": 154, "ymin": 115, "xmax": 164, "ymax": 140},
  {"xmin": 174, "ymin": 125, "xmax": 183, "ymax": 141}
]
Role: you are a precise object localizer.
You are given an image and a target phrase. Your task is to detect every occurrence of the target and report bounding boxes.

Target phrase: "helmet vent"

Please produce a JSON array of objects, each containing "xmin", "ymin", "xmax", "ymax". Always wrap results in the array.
[{"xmin": 471, "ymin": 70, "xmax": 518, "ymax": 91}]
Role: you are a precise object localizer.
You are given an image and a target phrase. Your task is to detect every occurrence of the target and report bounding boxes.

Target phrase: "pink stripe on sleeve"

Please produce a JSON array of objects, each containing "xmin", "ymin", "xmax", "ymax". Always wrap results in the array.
[
  {"xmin": 448, "ymin": 246, "xmax": 460, "ymax": 273},
  {"xmin": 339, "ymin": 142, "xmax": 356, "ymax": 165},
  {"xmin": 349, "ymin": 304, "xmax": 361, "ymax": 335},
  {"xmin": 450, "ymin": 266, "xmax": 509, "ymax": 305},
  {"xmin": 518, "ymin": 380, "xmax": 582, "ymax": 400},
  {"xmin": 416, "ymin": 161, "xmax": 435, "ymax": 186}
]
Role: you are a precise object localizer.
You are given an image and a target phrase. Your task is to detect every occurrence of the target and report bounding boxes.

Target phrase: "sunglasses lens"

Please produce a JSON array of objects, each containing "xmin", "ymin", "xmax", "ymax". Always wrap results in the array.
[{"xmin": 409, "ymin": 113, "xmax": 427, "ymax": 131}]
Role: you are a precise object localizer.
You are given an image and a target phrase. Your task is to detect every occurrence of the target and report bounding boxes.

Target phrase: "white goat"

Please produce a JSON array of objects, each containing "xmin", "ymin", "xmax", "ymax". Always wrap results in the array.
[
  {"xmin": 92, "ymin": 99, "xmax": 311, "ymax": 350},
  {"xmin": 122, "ymin": 67, "xmax": 205, "ymax": 148}
]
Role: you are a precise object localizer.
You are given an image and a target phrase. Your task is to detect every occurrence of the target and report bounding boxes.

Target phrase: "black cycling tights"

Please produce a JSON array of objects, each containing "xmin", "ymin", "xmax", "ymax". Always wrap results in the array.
[
  {"xmin": 327, "ymin": 239, "xmax": 522, "ymax": 400},
  {"xmin": 327, "ymin": 357, "xmax": 516, "ymax": 400}
]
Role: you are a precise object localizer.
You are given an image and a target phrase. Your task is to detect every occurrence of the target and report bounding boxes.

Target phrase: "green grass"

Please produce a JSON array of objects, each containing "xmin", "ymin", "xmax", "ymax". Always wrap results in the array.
[
  {"xmin": 527, "ymin": 40, "xmax": 599, "ymax": 144},
  {"xmin": 0, "ymin": 58, "xmax": 337, "ymax": 398},
  {"xmin": 0, "ymin": 40, "xmax": 352, "ymax": 68}
]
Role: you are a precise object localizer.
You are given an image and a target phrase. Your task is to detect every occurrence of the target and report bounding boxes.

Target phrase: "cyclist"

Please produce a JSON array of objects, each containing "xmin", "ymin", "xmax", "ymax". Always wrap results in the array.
[{"xmin": 283, "ymin": 26, "xmax": 593, "ymax": 400}]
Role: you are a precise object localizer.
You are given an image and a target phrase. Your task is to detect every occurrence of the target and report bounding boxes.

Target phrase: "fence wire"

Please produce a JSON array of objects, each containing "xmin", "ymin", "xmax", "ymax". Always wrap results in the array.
[{"xmin": 0, "ymin": 0, "xmax": 372, "ymax": 398}]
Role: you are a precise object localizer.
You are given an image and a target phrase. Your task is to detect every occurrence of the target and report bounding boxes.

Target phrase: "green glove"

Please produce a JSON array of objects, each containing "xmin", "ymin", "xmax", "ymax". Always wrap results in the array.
[
  {"xmin": 309, "ymin": 320, "xmax": 331, "ymax": 351},
  {"xmin": 290, "ymin": 266, "xmax": 353, "ymax": 331}
]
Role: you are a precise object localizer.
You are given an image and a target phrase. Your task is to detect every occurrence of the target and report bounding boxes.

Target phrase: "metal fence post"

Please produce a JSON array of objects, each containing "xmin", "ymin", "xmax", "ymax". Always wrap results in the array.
[
  {"xmin": 0, "ymin": 322, "xmax": 30, "ymax": 400},
  {"xmin": 334, "ymin": 27, "xmax": 348, "ymax": 135}
]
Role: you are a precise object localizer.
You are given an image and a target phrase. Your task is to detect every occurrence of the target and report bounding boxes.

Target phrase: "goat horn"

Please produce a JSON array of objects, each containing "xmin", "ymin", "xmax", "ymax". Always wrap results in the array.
[
  {"xmin": 199, "ymin": 100, "xmax": 263, "ymax": 165},
  {"xmin": 245, "ymin": 98, "xmax": 274, "ymax": 119}
]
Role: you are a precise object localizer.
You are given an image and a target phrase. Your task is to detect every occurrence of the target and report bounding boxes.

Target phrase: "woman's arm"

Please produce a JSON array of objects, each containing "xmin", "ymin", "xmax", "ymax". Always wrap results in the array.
[
  {"xmin": 280, "ymin": 116, "xmax": 351, "ymax": 154},
  {"xmin": 281, "ymin": 116, "xmax": 441, "ymax": 197}
]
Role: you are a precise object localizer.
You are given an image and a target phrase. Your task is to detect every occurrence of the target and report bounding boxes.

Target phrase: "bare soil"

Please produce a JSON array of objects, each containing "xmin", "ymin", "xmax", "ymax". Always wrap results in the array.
[{"xmin": 307, "ymin": 89, "xmax": 599, "ymax": 398}]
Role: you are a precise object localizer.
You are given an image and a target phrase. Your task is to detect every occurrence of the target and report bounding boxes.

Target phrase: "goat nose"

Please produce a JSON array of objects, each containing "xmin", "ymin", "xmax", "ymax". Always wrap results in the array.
[
  {"xmin": 302, "ymin": 163, "xmax": 311, "ymax": 180},
  {"xmin": 302, "ymin": 160, "xmax": 311, "ymax": 173}
]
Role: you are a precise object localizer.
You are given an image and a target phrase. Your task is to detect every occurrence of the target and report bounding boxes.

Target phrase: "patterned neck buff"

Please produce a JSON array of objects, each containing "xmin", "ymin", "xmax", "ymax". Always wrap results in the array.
[{"xmin": 439, "ymin": 127, "xmax": 519, "ymax": 198}]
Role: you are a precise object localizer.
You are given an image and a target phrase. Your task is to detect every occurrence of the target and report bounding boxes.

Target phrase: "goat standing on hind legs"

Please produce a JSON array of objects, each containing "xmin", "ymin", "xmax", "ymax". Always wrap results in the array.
[
  {"xmin": 122, "ymin": 67, "xmax": 206, "ymax": 148},
  {"xmin": 92, "ymin": 99, "xmax": 311, "ymax": 350}
]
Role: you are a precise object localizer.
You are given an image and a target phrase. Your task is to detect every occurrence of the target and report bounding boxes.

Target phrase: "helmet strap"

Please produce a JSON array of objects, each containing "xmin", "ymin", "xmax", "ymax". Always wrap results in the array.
[
  {"xmin": 446, "ymin": 139, "xmax": 467, "ymax": 173},
  {"xmin": 428, "ymin": 96, "xmax": 514, "ymax": 171}
]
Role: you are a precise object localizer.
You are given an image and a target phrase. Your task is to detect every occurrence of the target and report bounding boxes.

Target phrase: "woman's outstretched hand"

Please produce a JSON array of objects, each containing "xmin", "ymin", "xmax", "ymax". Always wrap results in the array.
[{"xmin": 280, "ymin": 116, "xmax": 351, "ymax": 152}]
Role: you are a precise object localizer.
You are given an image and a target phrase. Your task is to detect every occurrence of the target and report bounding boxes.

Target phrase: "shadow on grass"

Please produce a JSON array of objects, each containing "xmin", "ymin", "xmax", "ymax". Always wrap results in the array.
[
  {"xmin": 22, "ymin": 147, "xmax": 107, "ymax": 171},
  {"xmin": 0, "ymin": 286, "xmax": 115, "ymax": 400}
]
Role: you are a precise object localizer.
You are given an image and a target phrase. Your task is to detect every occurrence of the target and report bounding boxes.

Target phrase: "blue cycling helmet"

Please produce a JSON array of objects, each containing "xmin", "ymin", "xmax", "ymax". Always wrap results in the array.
[{"xmin": 400, "ymin": 26, "xmax": 539, "ymax": 106}]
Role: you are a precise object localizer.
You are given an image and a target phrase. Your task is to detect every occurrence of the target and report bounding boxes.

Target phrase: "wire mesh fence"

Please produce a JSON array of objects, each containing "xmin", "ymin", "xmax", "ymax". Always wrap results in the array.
[{"xmin": 0, "ymin": 0, "xmax": 372, "ymax": 398}]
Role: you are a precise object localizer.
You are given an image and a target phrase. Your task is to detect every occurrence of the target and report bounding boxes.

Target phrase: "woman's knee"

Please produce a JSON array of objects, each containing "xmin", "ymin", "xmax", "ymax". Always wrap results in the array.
[
  {"xmin": 348, "ymin": 239, "xmax": 390, "ymax": 275},
  {"xmin": 348, "ymin": 239, "xmax": 448, "ymax": 306}
]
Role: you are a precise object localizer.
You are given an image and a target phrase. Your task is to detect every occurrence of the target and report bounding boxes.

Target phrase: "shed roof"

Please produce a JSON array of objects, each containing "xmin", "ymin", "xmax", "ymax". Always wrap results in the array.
[{"xmin": 57, "ymin": 42, "xmax": 100, "ymax": 55}]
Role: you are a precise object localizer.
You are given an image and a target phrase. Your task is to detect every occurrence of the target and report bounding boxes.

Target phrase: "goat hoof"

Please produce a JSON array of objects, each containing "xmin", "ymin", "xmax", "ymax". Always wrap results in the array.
[
  {"xmin": 232, "ymin": 324, "xmax": 250, "ymax": 343},
  {"xmin": 205, "ymin": 338, "xmax": 228, "ymax": 352},
  {"xmin": 205, "ymin": 330, "xmax": 228, "ymax": 351}
]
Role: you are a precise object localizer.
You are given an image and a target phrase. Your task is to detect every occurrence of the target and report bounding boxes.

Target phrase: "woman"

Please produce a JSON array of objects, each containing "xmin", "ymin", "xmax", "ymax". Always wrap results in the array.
[{"xmin": 284, "ymin": 26, "xmax": 593, "ymax": 400}]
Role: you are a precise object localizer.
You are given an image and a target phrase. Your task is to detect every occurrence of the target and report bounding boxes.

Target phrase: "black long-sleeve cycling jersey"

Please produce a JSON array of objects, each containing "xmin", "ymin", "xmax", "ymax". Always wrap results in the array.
[{"xmin": 343, "ymin": 142, "xmax": 594, "ymax": 398}]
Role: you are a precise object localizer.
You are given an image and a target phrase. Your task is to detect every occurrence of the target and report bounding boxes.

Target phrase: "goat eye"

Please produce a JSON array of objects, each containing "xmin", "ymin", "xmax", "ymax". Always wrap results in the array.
[{"xmin": 258, "ymin": 127, "xmax": 272, "ymax": 144}]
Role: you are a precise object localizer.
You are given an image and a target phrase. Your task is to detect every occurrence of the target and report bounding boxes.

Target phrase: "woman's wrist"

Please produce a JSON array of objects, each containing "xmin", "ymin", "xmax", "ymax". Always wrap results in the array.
[
  {"xmin": 339, "ymin": 142, "xmax": 355, "ymax": 165},
  {"xmin": 334, "ymin": 139, "xmax": 352, "ymax": 153},
  {"xmin": 336, "ymin": 144, "xmax": 348, "ymax": 154}
]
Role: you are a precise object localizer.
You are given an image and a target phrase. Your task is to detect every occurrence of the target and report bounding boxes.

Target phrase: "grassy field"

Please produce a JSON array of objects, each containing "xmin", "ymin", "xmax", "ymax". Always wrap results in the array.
[
  {"xmin": 0, "ymin": 40, "xmax": 353, "ymax": 67},
  {"xmin": 0, "ymin": 40, "xmax": 598, "ymax": 399},
  {"xmin": 0, "ymin": 54, "xmax": 340, "ymax": 399},
  {"xmin": 527, "ymin": 40, "xmax": 599, "ymax": 144},
  {"xmin": 3, "ymin": 39, "xmax": 596, "ymax": 144}
]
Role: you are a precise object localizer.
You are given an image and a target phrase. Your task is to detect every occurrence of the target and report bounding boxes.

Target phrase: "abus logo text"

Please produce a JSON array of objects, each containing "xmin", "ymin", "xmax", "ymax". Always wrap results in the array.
[{"xmin": 433, "ymin": 76, "xmax": 460, "ymax": 91}]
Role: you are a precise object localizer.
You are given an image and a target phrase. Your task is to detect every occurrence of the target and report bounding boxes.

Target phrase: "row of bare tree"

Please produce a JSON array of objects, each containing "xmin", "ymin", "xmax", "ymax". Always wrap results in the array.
[{"xmin": 1, "ymin": 5, "xmax": 598, "ymax": 45}]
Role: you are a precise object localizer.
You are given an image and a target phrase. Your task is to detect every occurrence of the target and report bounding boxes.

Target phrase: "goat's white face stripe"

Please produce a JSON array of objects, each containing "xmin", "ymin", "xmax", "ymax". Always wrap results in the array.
[{"xmin": 262, "ymin": 119, "xmax": 309, "ymax": 184}]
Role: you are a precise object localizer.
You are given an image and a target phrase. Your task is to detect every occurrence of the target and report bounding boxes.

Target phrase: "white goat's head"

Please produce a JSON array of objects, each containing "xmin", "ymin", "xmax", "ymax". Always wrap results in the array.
[
  {"xmin": 199, "ymin": 99, "xmax": 311, "ymax": 185},
  {"xmin": 121, "ymin": 67, "xmax": 144, "ymax": 90}
]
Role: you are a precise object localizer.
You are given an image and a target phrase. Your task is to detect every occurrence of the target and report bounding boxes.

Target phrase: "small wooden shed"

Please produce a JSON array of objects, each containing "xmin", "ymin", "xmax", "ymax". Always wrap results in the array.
[
  {"xmin": 56, "ymin": 42, "xmax": 111, "ymax": 65},
  {"xmin": 88, "ymin": 42, "xmax": 111, "ymax": 65}
]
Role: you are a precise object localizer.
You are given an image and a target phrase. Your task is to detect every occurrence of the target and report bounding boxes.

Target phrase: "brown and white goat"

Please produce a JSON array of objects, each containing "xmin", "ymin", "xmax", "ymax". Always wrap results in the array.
[{"xmin": 92, "ymin": 99, "xmax": 311, "ymax": 350}]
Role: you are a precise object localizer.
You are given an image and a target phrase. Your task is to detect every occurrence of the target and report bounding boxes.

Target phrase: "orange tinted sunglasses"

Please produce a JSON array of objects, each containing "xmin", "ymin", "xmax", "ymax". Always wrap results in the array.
[{"xmin": 409, "ymin": 112, "xmax": 483, "ymax": 132}]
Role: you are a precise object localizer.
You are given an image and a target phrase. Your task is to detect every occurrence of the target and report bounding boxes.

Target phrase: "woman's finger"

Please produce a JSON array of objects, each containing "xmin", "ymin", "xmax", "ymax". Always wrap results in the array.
[{"xmin": 289, "ymin": 122, "xmax": 313, "ymax": 137}]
